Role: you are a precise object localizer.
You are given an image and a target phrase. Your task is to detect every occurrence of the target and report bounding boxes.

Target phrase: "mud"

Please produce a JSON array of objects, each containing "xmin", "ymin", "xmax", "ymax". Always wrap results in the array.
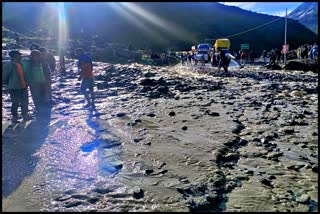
[{"xmin": 2, "ymin": 61, "xmax": 318, "ymax": 212}]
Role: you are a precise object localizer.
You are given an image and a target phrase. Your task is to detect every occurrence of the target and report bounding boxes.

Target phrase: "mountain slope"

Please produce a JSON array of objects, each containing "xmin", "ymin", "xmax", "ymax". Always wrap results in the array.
[
  {"xmin": 288, "ymin": 2, "xmax": 318, "ymax": 34},
  {"xmin": 2, "ymin": 2, "xmax": 318, "ymax": 52}
]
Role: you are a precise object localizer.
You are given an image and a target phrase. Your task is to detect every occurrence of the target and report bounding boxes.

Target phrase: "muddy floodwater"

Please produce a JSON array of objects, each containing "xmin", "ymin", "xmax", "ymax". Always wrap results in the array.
[{"xmin": 2, "ymin": 61, "xmax": 318, "ymax": 212}]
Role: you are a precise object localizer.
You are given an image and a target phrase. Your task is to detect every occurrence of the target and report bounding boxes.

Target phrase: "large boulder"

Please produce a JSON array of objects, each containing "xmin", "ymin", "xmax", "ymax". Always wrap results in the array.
[{"xmin": 284, "ymin": 59, "xmax": 318, "ymax": 73}]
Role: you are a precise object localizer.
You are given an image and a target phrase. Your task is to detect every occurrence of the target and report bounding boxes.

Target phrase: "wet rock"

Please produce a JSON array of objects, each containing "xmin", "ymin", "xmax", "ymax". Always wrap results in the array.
[
  {"xmin": 146, "ymin": 113, "xmax": 156, "ymax": 117},
  {"xmin": 261, "ymin": 138, "xmax": 269, "ymax": 144},
  {"xmin": 297, "ymin": 194, "xmax": 310, "ymax": 204},
  {"xmin": 206, "ymin": 111, "xmax": 220, "ymax": 117},
  {"xmin": 87, "ymin": 197, "xmax": 100, "ymax": 204},
  {"xmin": 65, "ymin": 201, "xmax": 83, "ymax": 208},
  {"xmin": 71, "ymin": 194, "xmax": 90, "ymax": 200},
  {"xmin": 133, "ymin": 138, "xmax": 142, "ymax": 143},
  {"xmin": 133, "ymin": 188, "xmax": 144, "ymax": 199},
  {"xmin": 303, "ymin": 110, "xmax": 313, "ymax": 115},
  {"xmin": 127, "ymin": 122, "xmax": 137, "ymax": 127},
  {"xmin": 299, "ymin": 155, "xmax": 308, "ymax": 161},
  {"xmin": 231, "ymin": 124, "xmax": 245, "ymax": 134},
  {"xmin": 238, "ymin": 139, "xmax": 248, "ymax": 146},
  {"xmin": 144, "ymin": 169, "xmax": 154, "ymax": 175},
  {"xmin": 311, "ymin": 165, "xmax": 318, "ymax": 173},
  {"xmin": 182, "ymin": 126, "xmax": 188, "ymax": 131},
  {"xmin": 144, "ymin": 142, "xmax": 151, "ymax": 146},
  {"xmin": 55, "ymin": 195, "xmax": 72, "ymax": 202},
  {"xmin": 157, "ymin": 85, "xmax": 169, "ymax": 94},
  {"xmin": 279, "ymin": 127, "xmax": 295, "ymax": 134},
  {"xmin": 93, "ymin": 188, "xmax": 113, "ymax": 194},
  {"xmin": 267, "ymin": 175, "xmax": 276, "ymax": 180},
  {"xmin": 225, "ymin": 181, "xmax": 237, "ymax": 191},
  {"xmin": 169, "ymin": 111, "xmax": 176, "ymax": 116},
  {"xmin": 159, "ymin": 169, "xmax": 168, "ymax": 174},
  {"xmin": 116, "ymin": 113, "xmax": 126, "ymax": 117},
  {"xmin": 260, "ymin": 178, "xmax": 273, "ymax": 188},
  {"xmin": 244, "ymin": 170, "xmax": 254, "ymax": 175}
]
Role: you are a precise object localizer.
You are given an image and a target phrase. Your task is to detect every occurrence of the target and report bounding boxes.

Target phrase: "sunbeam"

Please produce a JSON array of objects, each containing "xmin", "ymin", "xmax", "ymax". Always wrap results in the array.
[
  {"xmin": 119, "ymin": 3, "xmax": 198, "ymax": 44},
  {"xmin": 57, "ymin": 3, "xmax": 69, "ymax": 52}
]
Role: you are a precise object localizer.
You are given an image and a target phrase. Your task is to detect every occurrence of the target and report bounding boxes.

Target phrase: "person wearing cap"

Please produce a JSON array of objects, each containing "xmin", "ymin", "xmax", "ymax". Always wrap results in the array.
[
  {"xmin": 24, "ymin": 50, "xmax": 50, "ymax": 115},
  {"xmin": 75, "ymin": 48, "xmax": 95, "ymax": 109},
  {"xmin": 39, "ymin": 47, "xmax": 55, "ymax": 106},
  {"xmin": 2, "ymin": 50, "xmax": 31, "ymax": 123}
]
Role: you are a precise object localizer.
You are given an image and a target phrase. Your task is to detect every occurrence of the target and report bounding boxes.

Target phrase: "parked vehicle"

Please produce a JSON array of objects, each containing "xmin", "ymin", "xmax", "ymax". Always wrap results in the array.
[{"xmin": 195, "ymin": 43, "xmax": 210, "ymax": 63}]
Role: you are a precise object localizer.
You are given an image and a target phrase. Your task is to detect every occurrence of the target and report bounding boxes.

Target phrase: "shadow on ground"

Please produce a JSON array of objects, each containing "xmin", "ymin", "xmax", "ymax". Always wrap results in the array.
[{"xmin": 2, "ymin": 110, "xmax": 51, "ymax": 198}]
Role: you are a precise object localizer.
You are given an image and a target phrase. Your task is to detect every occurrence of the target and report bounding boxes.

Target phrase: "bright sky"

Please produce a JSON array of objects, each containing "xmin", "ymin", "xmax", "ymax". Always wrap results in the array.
[{"xmin": 220, "ymin": 2, "xmax": 303, "ymax": 17}]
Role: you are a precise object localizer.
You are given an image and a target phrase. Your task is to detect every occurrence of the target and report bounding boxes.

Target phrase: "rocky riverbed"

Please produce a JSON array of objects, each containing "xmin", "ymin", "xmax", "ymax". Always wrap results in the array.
[{"xmin": 2, "ymin": 61, "xmax": 318, "ymax": 212}]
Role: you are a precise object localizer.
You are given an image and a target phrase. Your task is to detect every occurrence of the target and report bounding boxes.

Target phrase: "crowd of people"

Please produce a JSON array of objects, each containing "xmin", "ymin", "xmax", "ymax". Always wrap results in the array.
[
  {"xmin": 296, "ymin": 43, "xmax": 318, "ymax": 59},
  {"xmin": 2, "ymin": 44, "xmax": 96, "ymax": 123}
]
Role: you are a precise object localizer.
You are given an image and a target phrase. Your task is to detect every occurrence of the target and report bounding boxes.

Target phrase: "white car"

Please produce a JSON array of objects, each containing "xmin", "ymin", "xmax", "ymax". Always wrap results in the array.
[{"xmin": 195, "ymin": 43, "xmax": 211, "ymax": 63}]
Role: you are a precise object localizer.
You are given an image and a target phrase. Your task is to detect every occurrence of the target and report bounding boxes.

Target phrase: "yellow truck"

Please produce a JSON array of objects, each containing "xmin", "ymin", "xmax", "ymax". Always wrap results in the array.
[{"xmin": 214, "ymin": 38, "xmax": 231, "ymax": 50}]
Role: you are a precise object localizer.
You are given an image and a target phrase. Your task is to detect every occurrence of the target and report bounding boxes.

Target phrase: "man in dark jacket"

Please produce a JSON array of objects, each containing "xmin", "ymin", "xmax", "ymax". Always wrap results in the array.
[
  {"xmin": 2, "ymin": 50, "xmax": 31, "ymax": 123},
  {"xmin": 217, "ymin": 48, "xmax": 230, "ymax": 72}
]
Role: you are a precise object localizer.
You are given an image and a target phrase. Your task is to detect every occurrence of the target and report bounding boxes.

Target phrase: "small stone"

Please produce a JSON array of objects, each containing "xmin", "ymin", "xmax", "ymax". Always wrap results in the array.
[
  {"xmin": 159, "ymin": 169, "xmax": 168, "ymax": 174},
  {"xmin": 268, "ymin": 175, "xmax": 276, "ymax": 180},
  {"xmin": 87, "ymin": 197, "xmax": 99, "ymax": 204},
  {"xmin": 147, "ymin": 113, "xmax": 156, "ymax": 117},
  {"xmin": 261, "ymin": 138, "xmax": 269, "ymax": 144},
  {"xmin": 182, "ymin": 126, "xmax": 188, "ymax": 131},
  {"xmin": 303, "ymin": 110, "xmax": 313, "ymax": 115},
  {"xmin": 133, "ymin": 188, "xmax": 144, "ymax": 199},
  {"xmin": 169, "ymin": 111, "xmax": 176, "ymax": 116},
  {"xmin": 208, "ymin": 112, "xmax": 220, "ymax": 117},
  {"xmin": 244, "ymin": 170, "xmax": 254, "ymax": 175},
  {"xmin": 144, "ymin": 142, "xmax": 151, "ymax": 146},
  {"xmin": 134, "ymin": 138, "xmax": 141, "ymax": 143},
  {"xmin": 311, "ymin": 165, "xmax": 318, "ymax": 173},
  {"xmin": 116, "ymin": 113, "xmax": 126, "ymax": 117},
  {"xmin": 300, "ymin": 144, "xmax": 307, "ymax": 148},
  {"xmin": 144, "ymin": 169, "xmax": 154, "ymax": 175},
  {"xmin": 260, "ymin": 178, "xmax": 273, "ymax": 188}
]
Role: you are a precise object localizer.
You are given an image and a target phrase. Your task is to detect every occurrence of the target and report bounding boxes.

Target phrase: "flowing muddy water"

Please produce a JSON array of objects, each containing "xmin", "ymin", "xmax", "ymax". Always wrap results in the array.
[{"xmin": 2, "ymin": 61, "xmax": 318, "ymax": 211}]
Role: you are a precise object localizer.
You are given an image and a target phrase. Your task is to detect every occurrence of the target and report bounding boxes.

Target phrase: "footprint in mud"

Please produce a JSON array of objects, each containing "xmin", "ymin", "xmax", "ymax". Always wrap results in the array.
[{"xmin": 81, "ymin": 139, "xmax": 100, "ymax": 152}]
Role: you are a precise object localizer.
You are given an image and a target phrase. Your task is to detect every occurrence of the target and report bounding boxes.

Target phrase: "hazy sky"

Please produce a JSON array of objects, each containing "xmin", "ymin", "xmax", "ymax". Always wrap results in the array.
[{"xmin": 220, "ymin": 2, "xmax": 304, "ymax": 17}]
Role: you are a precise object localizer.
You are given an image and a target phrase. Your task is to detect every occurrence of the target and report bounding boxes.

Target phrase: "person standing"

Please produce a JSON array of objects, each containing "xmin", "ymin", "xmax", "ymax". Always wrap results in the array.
[
  {"xmin": 261, "ymin": 50, "xmax": 267, "ymax": 63},
  {"xmin": 24, "ymin": 50, "xmax": 48, "ymax": 115},
  {"xmin": 39, "ymin": 47, "xmax": 54, "ymax": 106},
  {"xmin": 75, "ymin": 48, "xmax": 95, "ymax": 109},
  {"xmin": 59, "ymin": 49, "xmax": 66, "ymax": 73},
  {"xmin": 217, "ymin": 48, "xmax": 230, "ymax": 72},
  {"xmin": 2, "ymin": 50, "xmax": 31, "ymax": 123},
  {"xmin": 249, "ymin": 50, "xmax": 254, "ymax": 64}
]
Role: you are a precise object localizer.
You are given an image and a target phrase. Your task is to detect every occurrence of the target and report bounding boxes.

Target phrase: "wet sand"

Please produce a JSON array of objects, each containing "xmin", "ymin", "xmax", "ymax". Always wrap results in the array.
[{"xmin": 2, "ymin": 61, "xmax": 318, "ymax": 212}]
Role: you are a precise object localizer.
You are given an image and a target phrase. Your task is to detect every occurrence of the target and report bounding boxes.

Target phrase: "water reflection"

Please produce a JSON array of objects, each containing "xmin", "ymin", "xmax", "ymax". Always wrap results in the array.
[{"xmin": 2, "ymin": 111, "xmax": 51, "ymax": 197}]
